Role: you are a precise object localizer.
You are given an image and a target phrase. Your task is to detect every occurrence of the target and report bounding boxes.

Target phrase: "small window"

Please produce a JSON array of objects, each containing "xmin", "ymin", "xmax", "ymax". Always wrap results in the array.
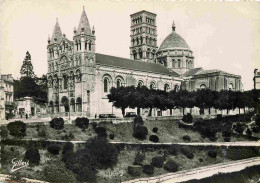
[{"xmin": 104, "ymin": 78, "xmax": 108, "ymax": 93}]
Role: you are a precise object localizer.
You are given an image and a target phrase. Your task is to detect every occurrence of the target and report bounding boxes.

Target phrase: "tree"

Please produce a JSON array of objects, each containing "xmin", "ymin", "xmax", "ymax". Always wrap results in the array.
[
  {"xmin": 176, "ymin": 90, "xmax": 195, "ymax": 115},
  {"xmin": 20, "ymin": 51, "xmax": 36, "ymax": 78},
  {"xmin": 108, "ymin": 86, "xmax": 131, "ymax": 116},
  {"xmin": 195, "ymin": 89, "xmax": 214, "ymax": 115}
]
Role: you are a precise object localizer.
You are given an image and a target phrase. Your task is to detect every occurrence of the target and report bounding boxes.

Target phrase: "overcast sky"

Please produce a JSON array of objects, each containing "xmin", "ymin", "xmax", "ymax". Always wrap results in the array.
[{"xmin": 0, "ymin": 0, "xmax": 259, "ymax": 90}]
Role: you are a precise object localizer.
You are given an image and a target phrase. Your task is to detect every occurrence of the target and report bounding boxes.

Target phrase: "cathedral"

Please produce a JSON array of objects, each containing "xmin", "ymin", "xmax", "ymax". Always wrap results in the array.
[{"xmin": 47, "ymin": 8, "xmax": 242, "ymax": 118}]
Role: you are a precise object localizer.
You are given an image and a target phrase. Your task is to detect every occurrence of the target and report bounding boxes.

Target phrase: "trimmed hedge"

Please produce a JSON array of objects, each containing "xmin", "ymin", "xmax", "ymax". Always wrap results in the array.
[
  {"xmin": 7, "ymin": 121, "xmax": 26, "ymax": 137},
  {"xmin": 133, "ymin": 153, "xmax": 145, "ymax": 166},
  {"xmin": 75, "ymin": 117, "xmax": 89, "ymax": 129},
  {"xmin": 47, "ymin": 144, "xmax": 61, "ymax": 155},
  {"xmin": 208, "ymin": 150, "xmax": 217, "ymax": 158},
  {"xmin": 151, "ymin": 156, "xmax": 164, "ymax": 168},
  {"xmin": 95, "ymin": 127, "xmax": 107, "ymax": 137},
  {"xmin": 142, "ymin": 165, "xmax": 154, "ymax": 175},
  {"xmin": 50, "ymin": 118, "xmax": 64, "ymax": 130},
  {"xmin": 181, "ymin": 146, "xmax": 194, "ymax": 159},
  {"xmin": 133, "ymin": 116, "xmax": 144, "ymax": 127},
  {"xmin": 109, "ymin": 134, "xmax": 115, "ymax": 140},
  {"xmin": 152, "ymin": 127, "xmax": 158, "ymax": 133},
  {"xmin": 133, "ymin": 125, "xmax": 148, "ymax": 140},
  {"xmin": 164, "ymin": 159, "xmax": 178, "ymax": 172},
  {"xmin": 128, "ymin": 165, "xmax": 142, "ymax": 176},
  {"xmin": 167, "ymin": 146, "xmax": 178, "ymax": 156},
  {"xmin": 149, "ymin": 135, "xmax": 159, "ymax": 143},
  {"xmin": 182, "ymin": 135, "xmax": 191, "ymax": 142},
  {"xmin": 24, "ymin": 148, "xmax": 40, "ymax": 165},
  {"xmin": 182, "ymin": 113, "xmax": 193, "ymax": 124}
]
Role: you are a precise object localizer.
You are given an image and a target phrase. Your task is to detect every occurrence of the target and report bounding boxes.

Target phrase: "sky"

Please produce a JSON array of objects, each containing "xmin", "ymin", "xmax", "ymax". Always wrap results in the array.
[{"xmin": 0, "ymin": 0, "xmax": 259, "ymax": 90}]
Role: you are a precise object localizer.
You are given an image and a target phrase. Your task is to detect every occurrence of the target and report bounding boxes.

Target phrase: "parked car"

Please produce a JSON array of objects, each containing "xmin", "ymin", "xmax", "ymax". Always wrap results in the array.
[
  {"xmin": 99, "ymin": 114, "xmax": 117, "ymax": 118},
  {"xmin": 125, "ymin": 112, "xmax": 137, "ymax": 117}
]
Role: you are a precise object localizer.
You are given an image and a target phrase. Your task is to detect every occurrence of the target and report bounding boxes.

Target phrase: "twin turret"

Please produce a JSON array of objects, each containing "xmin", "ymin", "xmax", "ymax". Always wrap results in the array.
[{"xmin": 47, "ymin": 7, "xmax": 95, "ymax": 58}]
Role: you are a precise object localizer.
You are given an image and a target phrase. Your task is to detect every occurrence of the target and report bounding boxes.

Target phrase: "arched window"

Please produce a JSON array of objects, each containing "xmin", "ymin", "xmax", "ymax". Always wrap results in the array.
[
  {"xmin": 49, "ymin": 101, "xmax": 54, "ymax": 114},
  {"xmin": 229, "ymin": 83, "xmax": 233, "ymax": 90},
  {"xmin": 71, "ymin": 98, "xmax": 75, "ymax": 112},
  {"xmin": 164, "ymin": 84, "xmax": 170, "ymax": 92},
  {"xmin": 178, "ymin": 60, "xmax": 181, "ymax": 67},
  {"xmin": 137, "ymin": 80, "xmax": 144, "ymax": 88},
  {"xmin": 133, "ymin": 50, "xmax": 137, "ymax": 60},
  {"xmin": 85, "ymin": 42, "xmax": 88, "ymax": 50},
  {"xmin": 89, "ymin": 41, "xmax": 92, "ymax": 51},
  {"xmin": 116, "ymin": 79, "xmax": 121, "ymax": 88},
  {"xmin": 104, "ymin": 78, "xmax": 108, "ymax": 93},
  {"xmin": 174, "ymin": 85, "xmax": 179, "ymax": 92},
  {"xmin": 76, "ymin": 70, "xmax": 81, "ymax": 82},
  {"xmin": 63, "ymin": 75, "xmax": 68, "ymax": 90},
  {"xmin": 138, "ymin": 49, "xmax": 142, "ymax": 59},
  {"xmin": 76, "ymin": 97, "xmax": 82, "ymax": 112},
  {"xmin": 150, "ymin": 82, "xmax": 156, "ymax": 90},
  {"xmin": 200, "ymin": 84, "xmax": 207, "ymax": 89}
]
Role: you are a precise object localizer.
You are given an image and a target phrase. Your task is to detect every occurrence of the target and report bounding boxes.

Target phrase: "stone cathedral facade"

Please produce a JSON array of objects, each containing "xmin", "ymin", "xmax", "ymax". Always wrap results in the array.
[{"xmin": 47, "ymin": 8, "xmax": 241, "ymax": 118}]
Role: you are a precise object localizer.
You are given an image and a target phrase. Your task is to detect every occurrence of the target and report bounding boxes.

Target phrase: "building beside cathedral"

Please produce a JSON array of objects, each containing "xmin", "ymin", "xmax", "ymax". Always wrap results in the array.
[{"xmin": 46, "ymin": 8, "xmax": 242, "ymax": 118}]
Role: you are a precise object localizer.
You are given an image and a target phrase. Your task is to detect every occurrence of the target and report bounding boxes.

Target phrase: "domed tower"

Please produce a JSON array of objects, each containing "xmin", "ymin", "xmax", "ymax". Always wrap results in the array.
[{"xmin": 156, "ymin": 20, "xmax": 194, "ymax": 75}]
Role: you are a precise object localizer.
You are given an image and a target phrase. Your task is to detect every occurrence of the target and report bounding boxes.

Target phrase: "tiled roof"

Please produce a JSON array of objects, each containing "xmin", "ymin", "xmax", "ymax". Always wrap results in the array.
[
  {"xmin": 159, "ymin": 31, "xmax": 190, "ymax": 51},
  {"xmin": 77, "ymin": 9, "xmax": 92, "ymax": 35},
  {"xmin": 51, "ymin": 20, "xmax": 63, "ymax": 44},
  {"xmin": 96, "ymin": 53, "xmax": 180, "ymax": 77},
  {"xmin": 183, "ymin": 68, "xmax": 203, "ymax": 77},
  {"xmin": 195, "ymin": 69, "xmax": 228, "ymax": 75}
]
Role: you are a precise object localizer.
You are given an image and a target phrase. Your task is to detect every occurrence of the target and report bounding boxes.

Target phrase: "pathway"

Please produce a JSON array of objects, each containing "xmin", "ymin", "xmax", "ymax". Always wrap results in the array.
[{"xmin": 123, "ymin": 157, "xmax": 260, "ymax": 183}]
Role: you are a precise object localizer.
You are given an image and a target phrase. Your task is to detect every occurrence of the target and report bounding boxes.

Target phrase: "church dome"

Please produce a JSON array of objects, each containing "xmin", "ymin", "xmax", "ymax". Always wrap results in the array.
[{"xmin": 158, "ymin": 21, "xmax": 190, "ymax": 51}]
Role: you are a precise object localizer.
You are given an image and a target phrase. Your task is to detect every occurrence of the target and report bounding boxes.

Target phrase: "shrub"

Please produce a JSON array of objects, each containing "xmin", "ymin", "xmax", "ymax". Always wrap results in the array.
[
  {"xmin": 149, "ymin": 135, "xmax": 159, "ymax": 143},
  {"xmin": 0, "ymin": 125, "xmax": 8, "ymax": 139},
  {"xmin": 167, "ymin": 146, "xmax": 178, "ymax": 156},
  {"xmin": 128, "ymin": 165, "xmax": 142, "ymax": 176},
  {"xmin": 64, "ymin": 148, "xmax": 97, "ymax": 182},
  {"xmin": 234, "ymin": 123, "xmax": 245, "ymax": 134},
  {"xmin": 182, "ymin": 113, "xmax": 193, "ymax": 123},
  {"xmin": 142, "ymin": 165, "xmax": 154, "ymax": 175},
  {"xmin": 75, "ymin": 117, "xmax": 89, "ymax": 129},
  {"xmin": 85, "ymin": 137, "xmax": 118, "ymax": 169},
  {"xmin": 199, "ymin": 158, "xmax": 203, "ymax": 162},
  {"xmin": 222, "ymin": 130, "xmax": 232, "ymax": 138},
  {"xmin": 7, "ymin": 121, "xmax": 26, "ymax": 137},
  {"xmin": 182, "ymin": 135, "xmax": 191, "ymax": 142},
  {"xmin": 24, "ymin": 148, "xmax": 40, "ymax": 165},
  {"xmin": 95, "ymin": 127, "xmax": 107, "ymax": 137},
  {"xmin": 225, "ymin": 147, "xmax": 259, "ymax": 160},
  {"xmin": 208, "ymin": 150, "xmax": 217, "ymax": 158},
  {"xmin": 44, "ymin": 160, "xmax": 77, "ymax": 183},
  {"xmin": 133, "ymin": 125, "xmax": 148, "ymax": 140},
  {"xmin": 256, "ymin": 114, "xmax": 260, "ymax": 126},
  {"xmin": 224, "ymin": 137, "xmax": 231, "ymax": 142},
  {"xmin": 164, "ymin": 159, "xmax": 178, "ymax": 172},
  {"xmin": 181, "ymin": 146, "xmax": 194, "ymax": 159},
  {"xmin": 194, "ymin": 120, "xmax": 217, "ymax": 138},
  {"xmin": 62, "ymin": 142, "xmax": 74, "ymax": 154},
  {"xmin": 47, "ymin": 144, "xmax": 61, "ymax": 155},
  {"xmin": 246, "ymin": 128, "xmax": 252, "ymax": 136},
  {"xmin": 216, "ymin": 114, "xmax": 222, "ymax": 121},
  {"xmin": 109, "ymin": 134, "xmax": 115, "ymax": 140},
  {"xmin": 152, "ymin": 127, "xmax": 158, "ymax": 133},
  {"xmin": 133, "ymin": 115, "xmax": 144, "ymax": 128},
  {"xmin": 151, "ymin": 156, "xmax": 164, "ymax": 168},
  {"xmin": 50, "ymin": 118, "xmax": 64, "ymax": 130},
  {"xmin": 209, "ymin": 136, "xmax": 218, "ymax": 142},
  {"xmin": 133, "ymin": 152, "xmax": 145, "ymax": 166},
  {"xmin": 92, "ymin": 122, "xmax": 98, "ymax": 129}
]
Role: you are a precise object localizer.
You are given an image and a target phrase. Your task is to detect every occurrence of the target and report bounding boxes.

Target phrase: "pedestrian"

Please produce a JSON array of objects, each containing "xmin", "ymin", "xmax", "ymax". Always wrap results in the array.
[{"xmin": 95, "ymin": 114, "xmax": 97, "ymax": 119}]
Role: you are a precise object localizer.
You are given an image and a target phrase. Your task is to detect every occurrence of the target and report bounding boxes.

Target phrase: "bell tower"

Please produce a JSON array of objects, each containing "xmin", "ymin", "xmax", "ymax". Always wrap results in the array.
[{"xmin": 130, "ymin": 11, "xmax": 158, "ymax": 63}]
